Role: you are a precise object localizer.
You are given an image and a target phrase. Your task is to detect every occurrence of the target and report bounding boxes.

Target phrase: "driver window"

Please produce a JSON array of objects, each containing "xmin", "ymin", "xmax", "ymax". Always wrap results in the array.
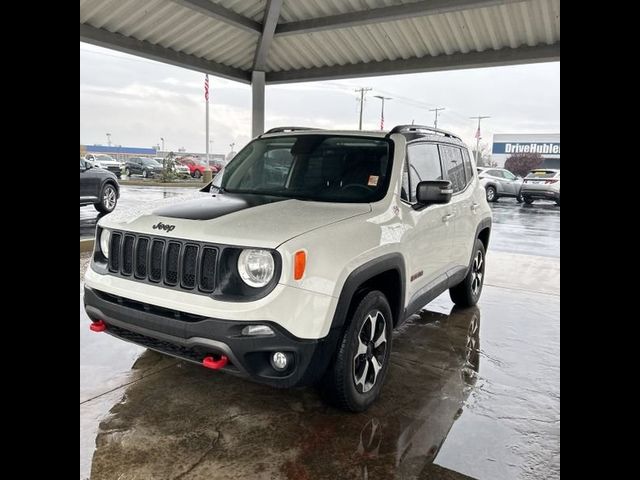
[{"xmin": 405, "ymin": 143, "xmax": 443, "ymax": 203}]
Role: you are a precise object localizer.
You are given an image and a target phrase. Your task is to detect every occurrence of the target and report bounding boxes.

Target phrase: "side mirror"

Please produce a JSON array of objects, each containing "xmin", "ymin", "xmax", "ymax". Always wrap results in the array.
[{"xmin": 415, "ymin": 180, "xmax": 452, "ymax": 208}]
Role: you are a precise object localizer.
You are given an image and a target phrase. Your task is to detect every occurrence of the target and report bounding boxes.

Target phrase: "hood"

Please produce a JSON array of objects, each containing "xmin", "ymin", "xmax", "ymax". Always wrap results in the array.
[{"xmin": 99, "ymin": 192, "xmax": 371, "ymax": 248}]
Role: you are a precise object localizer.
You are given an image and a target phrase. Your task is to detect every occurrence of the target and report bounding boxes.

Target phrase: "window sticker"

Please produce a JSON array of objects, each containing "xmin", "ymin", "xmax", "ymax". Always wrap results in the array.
[{"xmin": 368, "ymin": 175, "xmax": 379, "ymax": 186}]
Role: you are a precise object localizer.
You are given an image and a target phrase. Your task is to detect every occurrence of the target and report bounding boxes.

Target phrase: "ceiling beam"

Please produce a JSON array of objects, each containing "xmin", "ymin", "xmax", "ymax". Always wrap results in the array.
[
  {"xmin": 170, "ymin": 0, "xmax": 261, "ymax": 34},
  {"xmin": 275, "ymin": 0, "xmax": 526, "ymax": 36},
  {"xmin": 253, "ymin": 0, "xmax": 283, "ymax": 71},
  {"xmin": 80, "ymin": 24, "xmax": 251, "ymax": 84},
  {"xmin": 265, "ymin": 42, "xmax": 560, "ymax": 83}
]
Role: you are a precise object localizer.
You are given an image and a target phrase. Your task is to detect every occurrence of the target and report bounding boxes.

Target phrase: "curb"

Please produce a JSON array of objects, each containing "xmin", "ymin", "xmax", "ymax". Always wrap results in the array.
[
  {"xmin": 119, "ymin": 180, "xmax": 204, "ymax": 188},
  {"xmin": 80, "ymin": 238, "xmax": 95, "ymax": 254}
]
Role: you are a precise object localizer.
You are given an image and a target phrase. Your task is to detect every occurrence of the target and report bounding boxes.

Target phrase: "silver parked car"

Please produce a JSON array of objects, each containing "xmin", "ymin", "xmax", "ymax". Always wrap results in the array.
[
  {"xmin": 477, "ymin": 167, "xmax": 524, "ymax": 202},
  {"xmin": 521, "ymin": 169, "xmax": 560, "ymax": 206}
]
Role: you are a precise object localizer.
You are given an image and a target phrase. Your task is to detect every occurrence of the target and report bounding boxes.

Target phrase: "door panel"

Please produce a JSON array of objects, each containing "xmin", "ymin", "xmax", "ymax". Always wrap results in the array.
[
  {"xmin": 402, "ymin": 142, "xmax": 454, "ymax": 301},
  {"xmin": 441, "ymin": 146, "xmax": 476, "ymax": 269}
]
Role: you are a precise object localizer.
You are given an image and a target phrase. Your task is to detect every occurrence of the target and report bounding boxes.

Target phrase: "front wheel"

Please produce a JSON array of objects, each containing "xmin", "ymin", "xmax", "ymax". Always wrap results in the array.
[
  {"xmin": 516, "ymin": 193, "xmax": 524, "ymax": 203},
  {"xmin": 94, "ymin": 183, "xmax": 118, "ymax": 213},
  {"xmin": 523, "ymin": 197, "xmax": 534, "ymax": 204},
  {"xmin": 193, "ymin": 169, "xmax": 202, "ymax": 179},
  {"xmin": 125, "ymin": 167, "xmax": 131, "ymax": 177},
  {"xmin": 450, "ymin": 240, "xmax": 486, "ymax": 307},
  {"xmin": 321, "ymin": 290, "xmax": 392, "ymax": 412},
  {"xmin": 142, "ymin": 169, "xmax": 149, "ymax": 178}
]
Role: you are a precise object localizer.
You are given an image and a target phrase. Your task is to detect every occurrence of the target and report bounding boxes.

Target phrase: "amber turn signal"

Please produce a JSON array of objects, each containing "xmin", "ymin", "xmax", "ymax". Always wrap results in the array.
[{"xmin": 294, "ymin": 250, "xmax": 306, "ymax": 280}]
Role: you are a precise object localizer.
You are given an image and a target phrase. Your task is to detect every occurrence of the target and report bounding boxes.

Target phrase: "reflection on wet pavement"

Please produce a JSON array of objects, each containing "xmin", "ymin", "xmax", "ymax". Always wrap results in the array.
[
  {"xmin": 81, "ymin": 285, "xmax": 559, "ymax": 480},
  {"xmin": 488, "ymin": 200, "xmax": 559, "ymax": 258}
]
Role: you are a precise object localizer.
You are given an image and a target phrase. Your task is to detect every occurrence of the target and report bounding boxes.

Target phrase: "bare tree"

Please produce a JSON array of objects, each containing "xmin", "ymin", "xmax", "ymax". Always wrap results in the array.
[{"xmin": 504, "ymin": 152, "xmax": 544, "ymax": 177}]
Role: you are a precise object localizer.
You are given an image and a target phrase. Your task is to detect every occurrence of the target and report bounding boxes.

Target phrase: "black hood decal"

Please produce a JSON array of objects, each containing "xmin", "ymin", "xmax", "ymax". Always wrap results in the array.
[{"xmin": 152, "ymin": 193, "xmax": 287, "ymax": 221}]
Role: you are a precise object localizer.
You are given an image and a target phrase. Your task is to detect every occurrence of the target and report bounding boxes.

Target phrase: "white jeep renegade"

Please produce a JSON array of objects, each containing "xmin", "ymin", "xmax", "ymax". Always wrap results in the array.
[{"xmin": 84, "ymin": 125, "xmax": 492, "ymax": 412}]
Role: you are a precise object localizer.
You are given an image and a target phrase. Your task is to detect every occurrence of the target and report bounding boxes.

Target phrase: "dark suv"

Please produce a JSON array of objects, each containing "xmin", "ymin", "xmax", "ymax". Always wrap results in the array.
[
  {"xmin": 125, "ymin": 157, "xmax": 163, "ymax": 178},
  {"xmin": 80, "ymin": 158, "xmax": 120, "ymax": 213}
]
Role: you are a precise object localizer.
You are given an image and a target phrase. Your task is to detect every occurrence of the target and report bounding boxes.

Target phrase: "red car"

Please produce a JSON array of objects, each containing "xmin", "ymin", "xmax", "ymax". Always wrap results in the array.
[{"xmin": 176, "ymin": 157, "xmax": 208, "ymax": 178}]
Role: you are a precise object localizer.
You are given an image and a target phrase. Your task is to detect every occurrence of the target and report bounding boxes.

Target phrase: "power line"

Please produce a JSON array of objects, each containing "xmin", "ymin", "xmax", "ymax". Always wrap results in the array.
[
  {"xmin": 355, "ymin": 87, "xmax": 372, "ymax": 130},
  {"xmin": 429, "ymin": 107, "xmax": 445, "ymax": 129}
]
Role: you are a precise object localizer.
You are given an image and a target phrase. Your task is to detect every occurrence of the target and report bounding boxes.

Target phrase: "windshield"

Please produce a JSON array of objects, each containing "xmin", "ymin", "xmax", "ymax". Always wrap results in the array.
[
  {"xmin": 219, "ymin": 135, "xmax": 392, "ymax": 203},
  {"xmin": 142, "ymin": 158, "xmax": 161, "ymax": 166},
  {"xmin": 96, "ymin": 155, "xmax": 115, "ymax": 162}
]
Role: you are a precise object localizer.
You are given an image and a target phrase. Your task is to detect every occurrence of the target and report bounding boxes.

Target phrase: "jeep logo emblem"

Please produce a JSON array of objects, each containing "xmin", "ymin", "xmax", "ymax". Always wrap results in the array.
[{"xmin": 152, "ymin": 222, "xmax": 176, "ymax": 232}]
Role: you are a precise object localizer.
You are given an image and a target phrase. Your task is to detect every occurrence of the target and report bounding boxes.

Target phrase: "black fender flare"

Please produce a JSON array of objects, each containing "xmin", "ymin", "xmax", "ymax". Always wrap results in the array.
[{"xmin": 331, "ymin": 253, "xmax": 406, "ymax": 331}]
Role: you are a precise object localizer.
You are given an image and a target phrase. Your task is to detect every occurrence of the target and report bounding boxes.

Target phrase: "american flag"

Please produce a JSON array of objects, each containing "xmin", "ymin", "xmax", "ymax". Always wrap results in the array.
[
  {"xmin": 380, "ymin": 112, "xmax": 384, "ymax": 130},
  {"xmin": 475, "ymin": 127, "xmax": 481, "ymax": 139},
  {"xmin": 204, "ymin": 74, "xmax": 209, "ymax": 102}
]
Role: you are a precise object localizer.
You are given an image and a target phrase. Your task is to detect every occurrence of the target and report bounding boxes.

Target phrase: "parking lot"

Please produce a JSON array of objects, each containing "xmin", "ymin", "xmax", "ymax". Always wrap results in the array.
[{"xmin": 80, "ymin": 190, "xmax": 559, "ymax": 480}]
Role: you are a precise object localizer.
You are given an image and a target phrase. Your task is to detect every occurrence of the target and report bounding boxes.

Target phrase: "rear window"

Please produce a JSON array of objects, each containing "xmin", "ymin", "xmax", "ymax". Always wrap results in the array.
[{"xmin": 526, "ymin": 170, "xmax": 558, "ymax": 179}]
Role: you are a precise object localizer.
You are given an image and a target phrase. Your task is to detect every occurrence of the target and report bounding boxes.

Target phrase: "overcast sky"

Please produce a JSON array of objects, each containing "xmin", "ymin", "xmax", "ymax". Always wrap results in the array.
[{"xmin": 80, "ymin": 42, "xmax": 559, "ymax": 156}]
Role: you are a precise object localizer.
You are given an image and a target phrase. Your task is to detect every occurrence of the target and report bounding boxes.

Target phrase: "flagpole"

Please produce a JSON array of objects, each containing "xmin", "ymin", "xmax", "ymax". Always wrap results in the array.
[{"xmin": 205, "ymin": 75, "xmax": 210, "ymax": 163}]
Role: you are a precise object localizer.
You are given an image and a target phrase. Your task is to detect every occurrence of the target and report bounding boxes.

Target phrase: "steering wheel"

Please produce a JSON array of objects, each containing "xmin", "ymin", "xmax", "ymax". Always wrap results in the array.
[{"xmin": 340, "ymin": 183, "xmax": 372, "ymax": 194}]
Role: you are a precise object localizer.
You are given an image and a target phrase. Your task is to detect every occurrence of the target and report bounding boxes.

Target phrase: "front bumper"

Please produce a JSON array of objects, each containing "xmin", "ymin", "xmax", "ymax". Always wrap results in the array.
[{"xmin": 83, "ymin": 286, "xmax": 340, "ymax": 388}]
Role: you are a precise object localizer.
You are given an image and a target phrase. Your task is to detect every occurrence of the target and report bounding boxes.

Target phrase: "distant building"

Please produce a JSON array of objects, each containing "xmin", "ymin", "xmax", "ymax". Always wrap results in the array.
[{"xmin": 491, "ymin": 134, "xmax": 560, "ymax": 169}]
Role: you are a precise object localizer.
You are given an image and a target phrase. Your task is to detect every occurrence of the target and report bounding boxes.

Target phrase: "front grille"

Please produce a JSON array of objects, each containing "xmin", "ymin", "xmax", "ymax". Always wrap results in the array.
[{"xmin": 108, "ymin": 232, "xmax": 219, "ymax": 295}]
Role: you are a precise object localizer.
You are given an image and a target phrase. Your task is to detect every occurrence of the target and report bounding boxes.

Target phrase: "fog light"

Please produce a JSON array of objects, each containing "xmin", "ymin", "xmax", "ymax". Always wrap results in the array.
[
  {"xmin": 241, "ymin": 325, "xmax": 274, "ymax": 336},
  {"xmin": 270, "ymin": 352, "xmax": 289, "ymax": 371}
]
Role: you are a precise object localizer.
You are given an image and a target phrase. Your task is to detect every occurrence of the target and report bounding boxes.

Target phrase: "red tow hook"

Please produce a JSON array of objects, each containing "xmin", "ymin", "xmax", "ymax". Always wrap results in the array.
[
  {"xmin": 202, "ymin": 355, "xmax": 229, "ymax": 370},
  {"xmin": 90, "ymin": 320, "xmax": 107, "ymax": 332}
]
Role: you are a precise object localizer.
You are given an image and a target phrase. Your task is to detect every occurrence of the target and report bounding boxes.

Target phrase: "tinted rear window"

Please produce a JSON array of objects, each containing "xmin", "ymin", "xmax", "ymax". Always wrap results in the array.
[{"xmin": 526, "ymin": 170, "xmax": 559, "ymax": 179}]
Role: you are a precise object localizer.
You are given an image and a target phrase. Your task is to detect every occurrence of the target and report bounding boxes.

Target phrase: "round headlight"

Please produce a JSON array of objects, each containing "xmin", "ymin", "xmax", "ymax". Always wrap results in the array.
[
  {"xmin": 100, "ymin": 229, "xmax": 110, "ymax": 259},
  {"xmin": 237, "ymin": 249, "xmax": 275, "ymax": 288}
]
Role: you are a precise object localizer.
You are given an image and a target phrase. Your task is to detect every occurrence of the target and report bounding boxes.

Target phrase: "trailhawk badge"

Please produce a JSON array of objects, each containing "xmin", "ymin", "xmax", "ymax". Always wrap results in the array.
[{"xmin": 152, "ymin": 222, "xmax": 176, "ymax": 232}]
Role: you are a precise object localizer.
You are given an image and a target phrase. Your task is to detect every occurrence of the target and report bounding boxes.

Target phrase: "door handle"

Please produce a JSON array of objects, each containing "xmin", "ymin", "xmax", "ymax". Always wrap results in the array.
[
  {"xmin": 471, "ymin": 203, "xmax": 479, "ymax": 212},
  {"xmin": 442, "ymin": 213, "xmax": 455, "ymax": 223}
]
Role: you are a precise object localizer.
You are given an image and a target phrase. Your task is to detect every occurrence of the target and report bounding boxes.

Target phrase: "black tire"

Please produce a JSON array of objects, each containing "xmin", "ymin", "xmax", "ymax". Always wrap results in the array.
[
  {"xmin": 142, "ymin": 169, "xmax": 149, "ymax": 178},
  {"xmin": 125, "ymin": 167, "xmax": 131, "ymax": 177},
  {"xmin": 555, "ymin": 197, "xmax": 560, "ymax": 206},
  {"xmin": 523, "ymin": 197, "xmax": 534, "ymax": 204},
  {"xmin": 321, "ymin": 290, "xmax": 393, "ymax": 412},
  {"xmin": 94, "ymin": 183, "xmax": 118, "ymax": 214},
  {"xmin": 516, "ymin": 194, "xmax": 524, "ymax": 203},
  {"xmin": 193, "ymin": 169, "xmax": 202, "ymax": 179},
  {"xmin": 449, "ymin": 240, "xmax": 486, "ymax": 307},
  {"xmin": 485, "ymin": 186, "xmax": 497, "ymax": 202}
]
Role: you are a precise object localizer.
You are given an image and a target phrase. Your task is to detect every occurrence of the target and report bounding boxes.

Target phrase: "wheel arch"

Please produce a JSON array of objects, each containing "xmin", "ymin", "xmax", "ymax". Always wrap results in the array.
[{"xmin": 331, "ymin": 253, "xmax": 406, "ymax": 332}]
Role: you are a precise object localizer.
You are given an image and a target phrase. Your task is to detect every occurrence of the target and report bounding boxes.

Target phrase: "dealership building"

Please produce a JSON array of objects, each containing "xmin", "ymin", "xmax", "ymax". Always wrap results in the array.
[{"xmin": 491, "ymin": 134, "xmax": 560, "ymax": 169}]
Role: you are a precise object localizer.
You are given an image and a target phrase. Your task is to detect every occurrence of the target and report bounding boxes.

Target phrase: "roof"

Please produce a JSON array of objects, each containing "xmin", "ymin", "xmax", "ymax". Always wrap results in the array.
[{"xmin": 80, "ymin": 0, "xmax": 560, "ymax": 84}]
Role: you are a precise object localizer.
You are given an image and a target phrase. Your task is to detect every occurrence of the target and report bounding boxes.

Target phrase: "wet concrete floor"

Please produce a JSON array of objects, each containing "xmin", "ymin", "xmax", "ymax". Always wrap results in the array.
[{"xmin": 80, "ymin": 192, "xmax": 559, "ymax": 480}]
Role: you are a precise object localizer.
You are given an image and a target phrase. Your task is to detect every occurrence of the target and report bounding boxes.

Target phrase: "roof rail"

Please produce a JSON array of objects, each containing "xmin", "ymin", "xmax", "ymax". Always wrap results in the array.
[
  {"xmin": 386, "ymin": 125, "xmax": 461, "ymax": 141},
  {"xmin": 261, "ymin": 126, "xmax": 321, "ymax": 136}
]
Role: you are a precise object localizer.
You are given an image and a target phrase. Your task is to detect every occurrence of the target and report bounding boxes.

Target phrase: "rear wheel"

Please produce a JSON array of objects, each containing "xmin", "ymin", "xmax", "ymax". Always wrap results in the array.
[
  {"xmin": 142, "ymin": 169, "xmax": 149, "ymax": 178},
  {"xmin": 94, "ymin": 183, "xmax": 117, "ymax": 213},
  {"xmin": 523, "ymin": 197, "xmax": 534, "ymax": 204},
  {"xmin": 485, "ymin": 186, "xmax": 497, "ymax": 202},
  {"xmin": 193, "ymin": 169, "xmax": 202, "ymax": 179},
  {"xmin": 125, "ymin": 167, "xmax": 131, "ymax": 177},
  {"xmin": 555, "ymin": 197, "xmax": 560, "ymax": 206},
  {"xmin": 450, "ymin": 240, "xmax": 486, "ymax": 307},
  {"xmin": 321, "ymin": 290, "xmax": 392, "ymax": 412},
  {"xmin": 516, "ymin": 193, "xmax": 524, "ymax": 203}
]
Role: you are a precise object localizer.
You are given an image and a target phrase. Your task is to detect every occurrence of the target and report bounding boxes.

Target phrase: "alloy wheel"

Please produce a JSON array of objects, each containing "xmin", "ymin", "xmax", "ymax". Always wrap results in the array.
[
  {"xmin": 353, "ymin": 310, "xmax": 388, "ymax": 393},
  {"xmin": 471, "ymin": 250, "xmax": 484, "ymax": 296}
]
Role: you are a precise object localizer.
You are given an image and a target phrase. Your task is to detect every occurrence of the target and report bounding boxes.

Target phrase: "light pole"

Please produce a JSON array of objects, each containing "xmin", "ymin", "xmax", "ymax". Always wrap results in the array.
[
  {"xmin": 106, "ymin": 133, "xmax": 112, "ymax": 147},
  {"xmin": 373, "ymin": 96, "xmax": 392, "ymax": 130},
  {"xmin": 160, "ymin": 137, "xmax": 165, "ymax": 152},
  {"xmin": 429, "ymin": 107, "xmax": 445, "ymax": 129}
]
